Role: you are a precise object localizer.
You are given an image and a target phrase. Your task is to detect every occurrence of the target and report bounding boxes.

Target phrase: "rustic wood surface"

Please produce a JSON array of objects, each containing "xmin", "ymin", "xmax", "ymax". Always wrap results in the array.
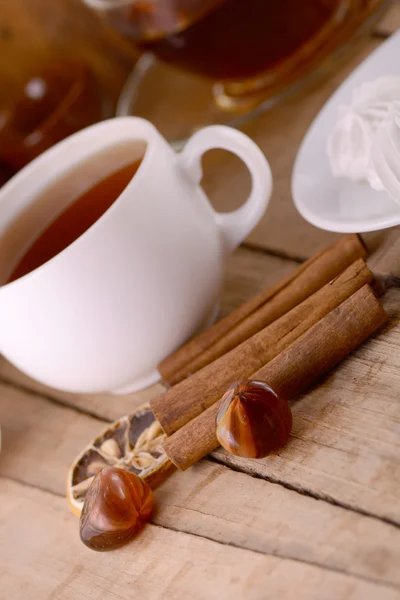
[
  {"xmin": 1, "ymin": 3, "xmax": 400, "ymax": 599},
  {"xmin": 377, "ymin": 0, "xmax": 400, "ymax": 34}
]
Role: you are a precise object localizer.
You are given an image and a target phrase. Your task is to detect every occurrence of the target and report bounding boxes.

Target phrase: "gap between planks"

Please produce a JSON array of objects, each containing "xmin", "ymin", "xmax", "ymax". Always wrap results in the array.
[
  {"xmin": 207, "ymin": 453, "xmax": 400, "ymax": 531},
  {"xmin": 241, "ymin": 241, "xmax": 305, "ymax": 265},
  {"xmin": 1, "ymin": 473, "xmax": 399, "ymax": 595},
  {"xmin": 2, "ymin": 479, "xmax": 398, "ymax": 600},
  {"xmin": 2, "ymin": 248, "xmax": 400, "ymax": 591},
  {"xmin": 1, "ymin": 248, "xmax": 400, "ymax": 529},
  {"xmin": 1, "ymin": 373, "xmax": 400, "ymax": 536}
]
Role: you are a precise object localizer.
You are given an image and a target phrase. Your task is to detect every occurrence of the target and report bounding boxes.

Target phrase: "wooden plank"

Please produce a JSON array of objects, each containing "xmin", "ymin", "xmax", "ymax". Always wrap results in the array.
[
  {"xmin": 202, "ymin": 38, "xmax": 384, "ymax": 260},
  {"xmin": 3, "ymin": 292, "xmax": 400, "ymax": 528},
  {"xmin": 0, "ymin": 0, "xmax": 135, "ymax": 106},
  {"xmin": 2, "ymin": 253, "xmax": 400, "ymax": 525},
  {"xmin": 375, "ymin": 0, "xmax": 400, "ymax": 35},
  {"xmin": 0, "ymin": 247, "xmax": 298, "ymax": 420},
  {"xmin": 2, "ymin": 480, "xmax": 397, "ymax": 600},
  {"xmin": 2, "ymin": 388, "xmax": 400, "ymax": 590},
  {"xmin": 0, "ymin": 383, "xmax": 103, "ymax": 494}
]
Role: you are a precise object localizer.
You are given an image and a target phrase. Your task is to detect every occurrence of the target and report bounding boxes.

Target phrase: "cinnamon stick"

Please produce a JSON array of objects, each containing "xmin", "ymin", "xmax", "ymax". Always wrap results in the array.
[
  {"xmin": 163, "ymin": 285, "xmax": 387, "ymax": 471},
  {"xmin": 159, "ymin": 234, "xmax": 367, "ymax": 385},
  {"xmin": 151, "ymin": 259, "xmax": 372, "ymax": 435}
]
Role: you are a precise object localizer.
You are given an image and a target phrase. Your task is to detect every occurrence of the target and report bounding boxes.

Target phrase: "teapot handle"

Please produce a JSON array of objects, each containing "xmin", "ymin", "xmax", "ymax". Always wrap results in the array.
[{"xmin": 178, "ymin": 125, "xmax": 272, "ymax": 255}]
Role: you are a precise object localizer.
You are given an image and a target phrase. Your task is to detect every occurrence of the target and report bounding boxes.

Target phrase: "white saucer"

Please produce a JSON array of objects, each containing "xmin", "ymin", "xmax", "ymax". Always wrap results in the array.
[{"xmin": 292, "ymin": 31, "xmax": 400, "ymax": 233}]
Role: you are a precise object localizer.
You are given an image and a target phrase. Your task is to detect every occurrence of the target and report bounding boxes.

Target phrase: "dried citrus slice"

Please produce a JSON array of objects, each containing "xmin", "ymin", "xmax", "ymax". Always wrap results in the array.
[{"xmin": 67, "ymin": 403, "xmax": 174, "ymax": 515}]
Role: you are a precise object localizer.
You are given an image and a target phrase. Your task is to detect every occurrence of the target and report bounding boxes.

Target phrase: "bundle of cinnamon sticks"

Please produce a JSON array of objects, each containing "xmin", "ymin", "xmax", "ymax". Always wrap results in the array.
[{"xmin": 150, "ymin": 234, "xmax": 388, "ymax": 471}]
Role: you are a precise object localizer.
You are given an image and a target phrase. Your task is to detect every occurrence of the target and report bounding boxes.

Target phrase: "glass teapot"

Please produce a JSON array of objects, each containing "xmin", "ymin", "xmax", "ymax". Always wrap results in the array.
[{"xmin": 85, "ymin": 0, "xmax": 390, "ymax": 135}]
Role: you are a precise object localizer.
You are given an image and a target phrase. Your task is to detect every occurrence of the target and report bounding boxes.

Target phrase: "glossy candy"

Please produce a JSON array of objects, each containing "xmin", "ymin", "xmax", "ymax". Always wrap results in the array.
[
  {"xmin": 79, "ymin": 466, "xmax": 153, "ymax": 551},
  {"xmin": 216, "ymin": 380, "xmax": 292, "ymax": 458}
]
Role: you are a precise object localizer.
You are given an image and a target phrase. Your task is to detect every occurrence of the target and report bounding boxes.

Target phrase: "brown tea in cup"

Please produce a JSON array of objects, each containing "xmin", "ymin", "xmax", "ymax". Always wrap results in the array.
[{"xmin": 8, "ymin": 158, "xmax": 142, "ymax": 283}]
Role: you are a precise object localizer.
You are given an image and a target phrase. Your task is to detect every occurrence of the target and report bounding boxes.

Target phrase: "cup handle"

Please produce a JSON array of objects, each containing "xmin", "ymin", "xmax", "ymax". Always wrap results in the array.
[{"xmin": 178, "ymin": 125, "xmax": 273, "ymax": 255}]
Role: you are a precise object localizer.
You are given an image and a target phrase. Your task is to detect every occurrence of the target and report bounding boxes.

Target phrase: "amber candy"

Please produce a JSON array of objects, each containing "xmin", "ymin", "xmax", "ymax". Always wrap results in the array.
[
  {"xmin": 79, "ymin": 466, "xmax": 153, "ymax": 552},
  {"xmin": 216, "ymin": 380, "xmax": 292, "ymax": 459}
]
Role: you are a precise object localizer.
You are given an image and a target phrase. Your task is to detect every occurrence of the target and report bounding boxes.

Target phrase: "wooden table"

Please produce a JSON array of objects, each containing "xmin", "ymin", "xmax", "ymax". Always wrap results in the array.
[{"xmin": 1, "ymin": 3, "xmax": 400, "ymax": 599}]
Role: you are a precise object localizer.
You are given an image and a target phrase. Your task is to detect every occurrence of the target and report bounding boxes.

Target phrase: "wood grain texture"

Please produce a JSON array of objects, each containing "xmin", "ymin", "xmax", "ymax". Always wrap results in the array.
[
  {"xmin": 2, "ymin": 479, "xmax": 399, "ymax": 600},
  {"xmin": 2, "ymin": 388, "xmax": 400, "ymax": 593},
  {"xmin": 375, "ymin": 0, "xmax": 400, "ymax": 34},
  {"xmin": 1, "ymin": 257, "xmax": 400, "ymax": 525},
  {"xmin": 3, "ymin": 294, "xmax": 400, "ymax": 525}
]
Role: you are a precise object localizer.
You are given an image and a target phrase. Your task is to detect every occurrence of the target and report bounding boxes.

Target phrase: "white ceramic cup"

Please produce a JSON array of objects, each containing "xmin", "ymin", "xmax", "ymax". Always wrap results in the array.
[{"xmin": 0, "ymin": 117, "xmax": 272, "ymax": 393}]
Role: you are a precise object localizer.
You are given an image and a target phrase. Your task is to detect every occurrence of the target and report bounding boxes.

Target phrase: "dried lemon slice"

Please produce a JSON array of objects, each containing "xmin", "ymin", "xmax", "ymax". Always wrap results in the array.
[{"xmin": 67, "ymin": 403, "xmax": 174, "ymax": 515}]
